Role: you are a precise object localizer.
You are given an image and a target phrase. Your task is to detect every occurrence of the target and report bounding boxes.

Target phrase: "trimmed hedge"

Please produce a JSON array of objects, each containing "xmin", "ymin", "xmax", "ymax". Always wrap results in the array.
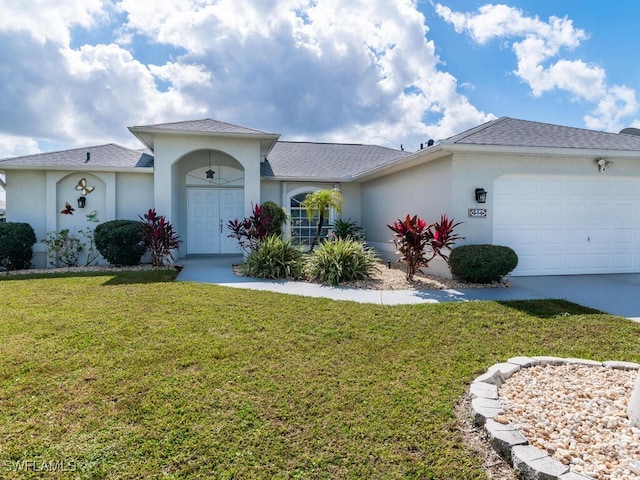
[
  {"xmin": 94, "ymin": 220, "xmax": 146, "ymax": 266},
  {"xmin": 0, "ymin": 222, "xmax": 36, "ymax": 270},
  {"xmin": 449, "ymin": 244, "xmax": 518, "ymax": 283}
]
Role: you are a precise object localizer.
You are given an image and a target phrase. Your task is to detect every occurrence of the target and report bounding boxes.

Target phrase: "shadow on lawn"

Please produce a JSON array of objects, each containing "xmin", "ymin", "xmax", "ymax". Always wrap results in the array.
[
  {"xmin": 497, "ymin": 299, "xmax": 603, "ymax": 318},
  {"xmin": 0, "ymin": 268, "xmax": 178, "ymax": 285}
]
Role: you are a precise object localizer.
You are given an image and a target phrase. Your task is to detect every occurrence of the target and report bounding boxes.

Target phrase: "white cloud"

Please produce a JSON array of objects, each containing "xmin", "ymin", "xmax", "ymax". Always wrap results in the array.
[
  {"xmin": 0, "ymin": 0, "xmax": 106, "ymax": 45},
  {"xmin": 436, "ymin": 3, "xmax": 639, "ymax": 131},
  {"xmin": 0, "ymin": 0, "xmax": 496, "ymax": 153},
  {"xmin": 0, "ymin": 135, "xmax": 40, "ymax": 158}
]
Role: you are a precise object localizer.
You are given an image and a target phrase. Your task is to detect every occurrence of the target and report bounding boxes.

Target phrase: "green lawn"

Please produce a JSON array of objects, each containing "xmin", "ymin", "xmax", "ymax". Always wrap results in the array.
[{"xmin": 0, "ymin": 270, "xmax": 639, "ymax": 479}]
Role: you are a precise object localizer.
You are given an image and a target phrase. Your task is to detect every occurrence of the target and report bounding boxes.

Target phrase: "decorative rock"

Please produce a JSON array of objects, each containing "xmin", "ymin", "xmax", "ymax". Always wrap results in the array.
[
  {"xmin": 469, "ymin": 381, "xmax": 498, "ymax": 400},
  {"xmin": 627, "ymin": 372, "xmax": 640, "ymax": 428},
  {"xmin": 508, "ymin": 356, "xmax": 540, "ymax": 368},
  {"xmin": 496, "ymin": 360, "xmax": 638, "ymax": 480},
  {"xmin": 471, "ymin": 397, "xmax": 503, "ymax": 426},
  {"xmin": 532, "ymin": 356, "xmax": 566, "ymax": 366},
  {"xmin": 484, "ymin": 418, "xmax": 528, "ymax": 462},
  {"xmin": 564, "ymin": 358, "xmax": 603, "ymax": 367},
  {"xmin": 559, "ymin": 472, "xmax": 595, "ymax": 480},
  {"xmin": 473, "ymin": 362, "xmax": 521, "ymax": 387},
  {"xmin": 603, "ymin": 360, "xmax": 640, "ymax": 370}
]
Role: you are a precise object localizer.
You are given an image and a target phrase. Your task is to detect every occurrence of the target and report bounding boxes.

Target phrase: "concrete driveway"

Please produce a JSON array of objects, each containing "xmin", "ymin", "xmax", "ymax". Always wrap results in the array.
[{"xmin": 176, "ymin": 256, "xmax": 640, "ymax": 321}]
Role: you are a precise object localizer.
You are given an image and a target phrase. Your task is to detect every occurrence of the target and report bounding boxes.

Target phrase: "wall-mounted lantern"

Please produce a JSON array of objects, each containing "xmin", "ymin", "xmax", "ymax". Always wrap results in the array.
[
  {"xmin": 77, "ymin": 196, "xmax": 86, "ymax": 209},
  {"xmin": 475, "ymin": 187, "xmax": 487, "ymax": 204}
]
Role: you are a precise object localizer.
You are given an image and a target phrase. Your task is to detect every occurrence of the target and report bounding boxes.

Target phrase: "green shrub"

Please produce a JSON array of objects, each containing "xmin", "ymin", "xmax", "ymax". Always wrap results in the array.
[
  {"xmin": 240, "ymin": 235, "xmax": 303, "ymax": 279},
  {"xmin": 94, "ymin": 220, "xmax": 146, "ymax": 266},
  {"xmin": 43, "ymin": 229, "xmax": 101, "ymax": 268},
  {"xmin": 304, "ymin": 238, "xmax": 379, "ymax": 286},
  {"xmin": 331, "ymin": 218, "xmax": 365, "ymax": 242},
  {"xmin": 0, "ymin": 222, "xmax": 36, "ymax": 270},
  {"xmin": 261, "ymin": 201, "xmax": 288, "ymax": 237},
  {"xmin": 449, "ymin": 244, "xmax": 518, "ymax": 283}
]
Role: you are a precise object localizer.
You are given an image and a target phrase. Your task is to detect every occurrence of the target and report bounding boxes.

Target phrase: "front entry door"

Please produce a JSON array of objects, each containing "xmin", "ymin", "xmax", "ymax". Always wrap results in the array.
[{"xmin": 187, "ymin": 188, "xmax": 244, "ymax": 254}]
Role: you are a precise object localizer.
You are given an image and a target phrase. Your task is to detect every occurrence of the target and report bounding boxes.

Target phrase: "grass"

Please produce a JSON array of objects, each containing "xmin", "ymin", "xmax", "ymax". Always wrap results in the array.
[{"xmin": 0, "ymin": 270, "xmax": 639, "ymax": 479}]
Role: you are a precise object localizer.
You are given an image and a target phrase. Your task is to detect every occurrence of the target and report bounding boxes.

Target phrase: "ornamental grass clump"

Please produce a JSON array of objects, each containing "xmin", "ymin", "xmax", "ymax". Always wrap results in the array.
[
  {"xmin": 304, "ymin": 238, "xmax": 379, "ymax": 286},
  {"xmin": 240, "ymin": 235, "xmax": 303, "ymax": 279}
]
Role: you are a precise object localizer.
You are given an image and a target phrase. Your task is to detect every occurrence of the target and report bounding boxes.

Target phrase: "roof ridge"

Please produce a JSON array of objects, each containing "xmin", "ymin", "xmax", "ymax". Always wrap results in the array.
[{"xmin": 443, "ymin": 116, "xmax": 507, "ymax": 143}]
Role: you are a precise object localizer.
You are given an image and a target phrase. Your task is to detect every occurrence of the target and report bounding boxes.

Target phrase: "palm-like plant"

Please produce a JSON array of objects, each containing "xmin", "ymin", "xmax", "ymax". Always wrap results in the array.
[{"xmin": 301, "ymin": 188, "xmax": 344, "ymax": 251}]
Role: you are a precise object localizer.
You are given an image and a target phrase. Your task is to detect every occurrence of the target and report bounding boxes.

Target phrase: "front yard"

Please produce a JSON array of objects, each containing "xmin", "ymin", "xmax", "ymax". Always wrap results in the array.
[{"xmin": 1, "ymin": 270, "xmax": 639, "ymax": 479}]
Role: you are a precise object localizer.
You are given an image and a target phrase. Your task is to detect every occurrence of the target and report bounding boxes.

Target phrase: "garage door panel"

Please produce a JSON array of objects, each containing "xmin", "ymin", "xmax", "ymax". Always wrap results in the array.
[{"xmin": 494, "ymin": 176, "xmax": 640, "ymax": 275}]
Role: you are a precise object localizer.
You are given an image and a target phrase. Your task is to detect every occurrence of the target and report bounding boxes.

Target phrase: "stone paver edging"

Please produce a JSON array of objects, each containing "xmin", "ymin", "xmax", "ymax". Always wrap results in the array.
[{"xmin": 470, "ymin": 356, "xmax": 640, "ymax": 480}]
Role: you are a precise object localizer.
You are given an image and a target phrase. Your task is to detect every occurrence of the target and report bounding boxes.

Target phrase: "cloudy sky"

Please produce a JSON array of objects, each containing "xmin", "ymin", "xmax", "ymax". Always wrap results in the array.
[{"xmin": 0, "ymin": 0, "xmax": 639, "ymax": 160}]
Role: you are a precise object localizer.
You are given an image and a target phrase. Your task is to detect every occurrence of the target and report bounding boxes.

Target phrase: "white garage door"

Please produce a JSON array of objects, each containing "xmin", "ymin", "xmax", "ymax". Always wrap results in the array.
[{"xmin": 494, "ymin": 176, "xmax": 640, "ymax": 276}]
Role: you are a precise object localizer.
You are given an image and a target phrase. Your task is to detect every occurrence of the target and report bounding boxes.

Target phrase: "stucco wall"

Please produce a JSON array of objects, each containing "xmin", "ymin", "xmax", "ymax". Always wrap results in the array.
[
  {"xmin": 361, "ymin": 156, "xmax": 454, "ymax": 259},
  {"xmin": 116, "ymin": 172, "xmax": 154, "ymax": 220},
  {"xmin": 5, "ymin": 169, "xmax": 153, "ymax": 268}
]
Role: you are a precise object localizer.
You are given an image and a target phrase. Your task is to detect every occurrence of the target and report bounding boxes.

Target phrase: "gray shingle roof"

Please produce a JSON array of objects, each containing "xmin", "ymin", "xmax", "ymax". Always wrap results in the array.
[
  {"xmin": 444, "ymin": 117, "xmax": 640, "ymax": 151},
  {"xmin": 0, "ymin": 144, "xmax": 153, "ymax": 168},
  {"xmin": 262, "ymin": 141, "xmax": 410, "ymax": 179},
  {"xmin": 130, "ymin": 118, "xmax": 276, "ymax": 136}
]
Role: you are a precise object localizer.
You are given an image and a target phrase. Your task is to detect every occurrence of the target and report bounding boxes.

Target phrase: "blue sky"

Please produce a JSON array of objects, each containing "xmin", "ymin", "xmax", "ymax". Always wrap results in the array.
[{"xmin": 0, "ymin": 0, "xmax": 638, "ymax": 162}]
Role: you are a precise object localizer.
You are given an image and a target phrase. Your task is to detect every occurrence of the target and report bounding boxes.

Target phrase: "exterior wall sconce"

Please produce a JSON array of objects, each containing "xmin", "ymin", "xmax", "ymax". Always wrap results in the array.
[
  {"xmin": 77, "ymin": 196, "xmax": 86, "ymax": 209},
  {"xmin": 475, "ymin": 188, "xmax": 487, "ymax": 204}
]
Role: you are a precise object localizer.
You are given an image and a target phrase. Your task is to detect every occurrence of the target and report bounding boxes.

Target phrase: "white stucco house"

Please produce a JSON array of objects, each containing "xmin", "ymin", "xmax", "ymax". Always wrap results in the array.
[{"xmin": 1, "ymin": 116, "xmax": 640, "ymax": 276}]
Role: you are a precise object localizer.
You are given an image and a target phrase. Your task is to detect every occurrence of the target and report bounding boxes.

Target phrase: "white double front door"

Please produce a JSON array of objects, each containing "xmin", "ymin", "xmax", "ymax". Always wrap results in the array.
[{"xmin": 187, "ymin": 188, "xmax": 244, "ymax": 254}]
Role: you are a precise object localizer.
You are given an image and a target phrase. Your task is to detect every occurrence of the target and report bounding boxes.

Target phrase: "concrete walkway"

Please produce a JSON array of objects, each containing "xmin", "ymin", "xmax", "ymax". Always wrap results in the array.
[{"xmin": 176, "ymin": 255, "xmax": 640, "ymax": 321}]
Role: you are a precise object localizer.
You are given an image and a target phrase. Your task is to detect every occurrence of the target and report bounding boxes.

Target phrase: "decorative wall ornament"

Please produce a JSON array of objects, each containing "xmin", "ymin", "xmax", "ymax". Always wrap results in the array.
[
  {"xmin": 85, "ymin": 210, "xmax": 99, "ymax": 222},
  {"xmin": 75, "ymin": 178, "xmax": 95, "ymax": 195},
  {"xmin": 61, "ymin": 202, "xmax": 75, "ymax": 215}
]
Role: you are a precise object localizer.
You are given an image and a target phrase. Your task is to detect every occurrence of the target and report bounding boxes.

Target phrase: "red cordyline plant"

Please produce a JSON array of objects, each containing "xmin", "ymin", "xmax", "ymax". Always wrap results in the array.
[
  {"xmin": 388, "ymin": 213, "xmax": 463, "ymax": 281},
  {"xmin": 431, "ymin": 214, "xmax": 464, "ymax": 261},
  {"xmin": 140, "ymin": 209, "xmax": 182, "ymax": 266},
  {"xmin": 227, "ymin": 203, "xmax": 272, "ymax": 253}
]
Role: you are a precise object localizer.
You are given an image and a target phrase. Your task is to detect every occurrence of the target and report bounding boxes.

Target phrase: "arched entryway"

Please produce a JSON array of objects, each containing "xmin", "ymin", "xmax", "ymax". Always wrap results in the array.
[{"xmin": 182, "ymin": 150, "xmax": 245, "ymax": 254}]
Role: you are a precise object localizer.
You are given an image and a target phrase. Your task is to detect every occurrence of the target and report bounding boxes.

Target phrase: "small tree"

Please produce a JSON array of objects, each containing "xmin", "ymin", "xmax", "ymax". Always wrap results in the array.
[
  {"xmin": 140, "ymin": 209, "xmax": 182, "ymax": 267},
  {"xmin": 301, "ymin": 188, "xmax": 344, "ymax": 251}
]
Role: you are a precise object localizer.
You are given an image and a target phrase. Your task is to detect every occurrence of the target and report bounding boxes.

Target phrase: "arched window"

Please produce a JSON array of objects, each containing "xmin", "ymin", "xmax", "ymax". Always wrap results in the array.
[{"xmin": 289, "ymin": 191, "xmax": 332, "ymax": 247}]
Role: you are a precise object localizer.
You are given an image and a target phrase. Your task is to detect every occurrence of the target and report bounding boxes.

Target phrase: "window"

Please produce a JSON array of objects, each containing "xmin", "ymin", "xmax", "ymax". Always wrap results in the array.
[{"xmin": 289, "ymin": 192, "xmax": 331, "ymax": 246}]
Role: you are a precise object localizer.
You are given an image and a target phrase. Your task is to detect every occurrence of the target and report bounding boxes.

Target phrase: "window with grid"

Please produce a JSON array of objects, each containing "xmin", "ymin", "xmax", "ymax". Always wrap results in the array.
[{"xmin": 289, "ymin": 192, "xmax": 331, "ymax": 247}]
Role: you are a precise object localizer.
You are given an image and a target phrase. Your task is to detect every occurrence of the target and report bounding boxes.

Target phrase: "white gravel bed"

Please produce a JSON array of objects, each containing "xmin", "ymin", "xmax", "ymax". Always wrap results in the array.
[{"xmin": 499, "ymin": 364, "xmax": 640, "ymax": 479}]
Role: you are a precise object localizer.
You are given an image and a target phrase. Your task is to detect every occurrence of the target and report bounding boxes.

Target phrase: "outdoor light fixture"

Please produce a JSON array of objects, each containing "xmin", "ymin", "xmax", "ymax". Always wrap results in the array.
[
  {"xmin": 77, "ymin": 196, "xmax": 86, "ymax": 209},
  {"xmin": 205, "ymin": 150, "xmax": 215, "ymax": 179},
  {"xmin": 475, "ymin": 188, "xmax": 487, "ymax": 204}
]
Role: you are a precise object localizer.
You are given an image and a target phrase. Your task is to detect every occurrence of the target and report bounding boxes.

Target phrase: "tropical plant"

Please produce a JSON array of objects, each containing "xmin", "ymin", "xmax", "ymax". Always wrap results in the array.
[
  {"xmin": 0, "ymin": 222, "xmax": 36, "ymax": 270},
  {"xmin": 304, "ymin": 238, "xmax": 379, "ymax": 286},
  {"xmin": 239, "ymin": 235, "xmax": 303, "ymax": 279},
  {"xmin": 43, "ymin": 229, "xmax": 84, "ymax": 267},
  {"xmin": 94, "ymin": 220, "xmax": 146, "ymax": 266},
  {"xmin": 261, "ymin": 201, "xmax": 288, "ymax": 237},
  {"xmin": 387, "ymin": 214, "xmax": 433, "ymax": 281},
  {"xmin": 430, "ymin": 214, "xmax": 464, "ymax": 261},
  {"xmin": 140, "ymin": 209, "xmax": 182, "ymax": 266},
  {"xmin": 301, "ymin": 188, "xmax": 344, "ymax": 251},
  {"xmin": 331, "ymin": 218, "xmax": 365, "ymax": 242},
  {"xmin": 227, "ymin": 203, "xmax": 273, "ymax": 253}
]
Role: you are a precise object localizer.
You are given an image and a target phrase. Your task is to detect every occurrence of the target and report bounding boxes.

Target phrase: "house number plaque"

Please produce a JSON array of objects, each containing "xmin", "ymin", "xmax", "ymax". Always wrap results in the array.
[{"xmin": 468, "ymin": 208, "xmax": 487, "ymax": 218}]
